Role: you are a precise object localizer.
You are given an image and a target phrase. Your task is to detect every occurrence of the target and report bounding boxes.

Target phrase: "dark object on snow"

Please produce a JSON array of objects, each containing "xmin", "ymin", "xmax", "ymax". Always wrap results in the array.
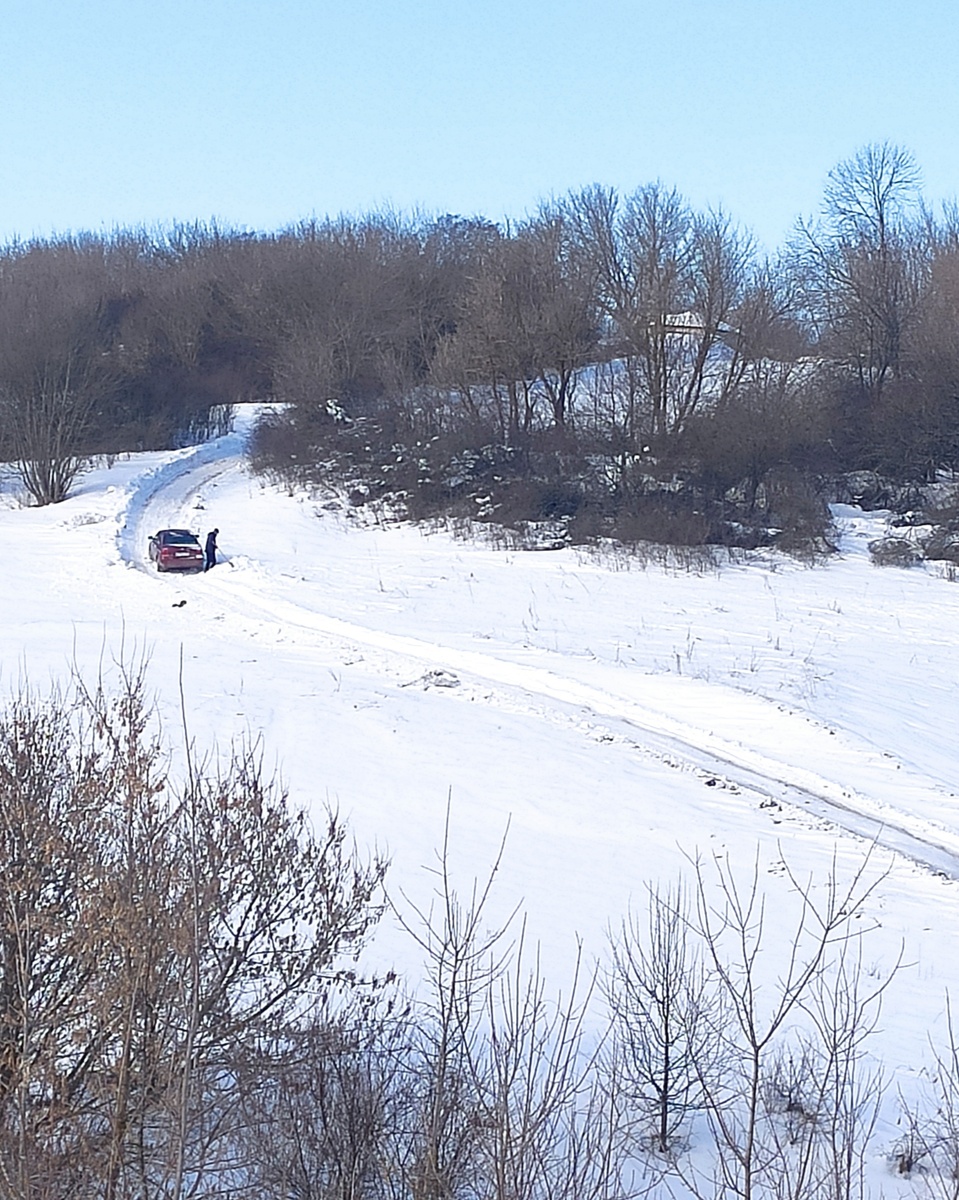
[
  {"xmin": 172, "ymin": 599, "xmax": 187, "ymax": 608},
  {"xmin": 204, "ymin": 529, "xmax": 219, "ymax": 572}
]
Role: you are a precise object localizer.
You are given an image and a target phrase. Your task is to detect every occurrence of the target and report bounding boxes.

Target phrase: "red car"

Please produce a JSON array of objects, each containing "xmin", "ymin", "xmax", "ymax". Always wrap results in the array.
[{"xmin": 148, "ymin": 529, "xmax": 204, "ymax": 572}]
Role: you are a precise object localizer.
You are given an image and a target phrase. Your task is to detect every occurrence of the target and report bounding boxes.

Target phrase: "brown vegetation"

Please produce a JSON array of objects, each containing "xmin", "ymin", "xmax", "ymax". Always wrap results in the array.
[
  {"xmin": 5, "ymin": 668, "xmax": 951, "ymax": 1198},
  {"xmin": 4, "ymin": 144, "xmax": 959, "ymax": 556}
]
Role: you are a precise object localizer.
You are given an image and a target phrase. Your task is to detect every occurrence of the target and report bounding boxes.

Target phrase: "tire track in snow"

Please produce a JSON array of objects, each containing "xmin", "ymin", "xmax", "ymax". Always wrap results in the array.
[
  {"xmin": 117, "ymin": 432, "xmax": 249, "ymax": 566},
  {"xmin": 209, "ymin": 580, "xmax": 959, "ymax": 879},
  {"xmin": 121, "ymin": 443, "xmax": 959, "ymax": 881}
]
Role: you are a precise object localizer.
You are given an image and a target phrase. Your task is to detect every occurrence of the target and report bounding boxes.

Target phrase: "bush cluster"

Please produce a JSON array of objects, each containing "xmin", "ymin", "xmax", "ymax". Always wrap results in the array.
[{"xmin": 6, "ymin": 143, "xmax": 959, "ymax": 557}]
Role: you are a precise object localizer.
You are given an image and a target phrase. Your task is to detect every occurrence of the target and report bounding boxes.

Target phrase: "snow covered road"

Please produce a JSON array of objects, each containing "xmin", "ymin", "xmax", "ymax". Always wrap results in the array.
[{"xmin": 118, "ymin": 417, "xmax": 959, "ymax": 883}]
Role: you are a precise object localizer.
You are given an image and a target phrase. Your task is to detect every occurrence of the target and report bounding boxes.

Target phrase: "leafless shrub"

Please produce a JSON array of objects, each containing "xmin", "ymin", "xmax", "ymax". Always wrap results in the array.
[
  {"xmin": 241, "ymin": 997, "xmax": 414, "ymax": 1200},
  {"xmin": 891, "ymin": 1106, "xmax": 930, "ymax": 1180},
  {"xmin": 390, "ymin": 813, "xmax": 515, "ymax": 1200},
  {"xmin": 667, "ymin": 847, "xmax": 892, "ymax": 1200},
  {"xmin": 896, "ymin": 995, "xmax": 959, "ymax": 1199},
  {"xmin": 868, "ymin": 536, "xmax": 922, "ymax": 567},
  {"xmin": 392, "ymin": 812, "xmax": 640, "ymax": 1200},
  {"xmin": 921, "ymin": 529, "xmax": 959, "ymax": 563}
]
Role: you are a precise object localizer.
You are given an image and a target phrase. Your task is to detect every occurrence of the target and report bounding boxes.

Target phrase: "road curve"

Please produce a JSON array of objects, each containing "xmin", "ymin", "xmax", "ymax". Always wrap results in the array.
[{"xmin": 118, "ymin": 429, "xmax": 959, "ymax": 882}]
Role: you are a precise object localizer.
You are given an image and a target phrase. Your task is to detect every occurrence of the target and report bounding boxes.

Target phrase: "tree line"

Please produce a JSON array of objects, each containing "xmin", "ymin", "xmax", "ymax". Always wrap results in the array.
[
  {"xmin": 1, "ymin": 666, "xmax": 957, "ymax": 1199},
  {"xmin": 4, "ymin": 143, "xmax": 959, "ymax": 551}
]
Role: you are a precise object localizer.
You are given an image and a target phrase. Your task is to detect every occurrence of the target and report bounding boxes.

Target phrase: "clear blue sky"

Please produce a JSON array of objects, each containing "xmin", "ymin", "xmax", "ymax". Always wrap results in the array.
[{"xmin": 2, "ymin": 0, "xmax": 957, "ymax": 253}]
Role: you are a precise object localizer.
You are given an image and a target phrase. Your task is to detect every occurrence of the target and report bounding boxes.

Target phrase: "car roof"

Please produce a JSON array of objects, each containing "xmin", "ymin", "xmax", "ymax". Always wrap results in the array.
[{"xmin": 155, "ymin": 528, "xmax": 199, "ymax": 541}]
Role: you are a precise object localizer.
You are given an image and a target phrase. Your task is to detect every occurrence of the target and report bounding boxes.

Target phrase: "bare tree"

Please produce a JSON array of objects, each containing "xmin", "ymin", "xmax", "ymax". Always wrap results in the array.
[
  {"xmin": 1, "ymin": 356, "xmax": 99, "ymax": 504},
  {"xmin": 802, "ymin": 943, "xmax": 890, "ymax": 1200},
  {"xmin": 475, "ymin": 928, "xmax": 613, "ymax": 1200},
  {"xmin": 754, "ymin": 937, "xmax": 891, "ymax": 1200},
  {"xmin": 674, "ymin": 847, "xmax": 888, "ymax": 1200},
  {"xmin": 0, "ymin": 247, "xmax": 110, "ymax": 505},
  {"xmin": 605, "ymin": 880, "xmax": 723, "ymax": 1154},
  {"xmin": 427, "ymin": 206, "xmax": 598, "ymax": 446},
  {"xmin": 796, "ymin": 142, "xmax": 926, "ymax": 408},
  {"xmin": 393, "ymin": 813, "xmax": 516, "ymax": 1200},
  {"xmin": 510, "ymin": 209, "xmax": 599, "ymax": 432},
  {"xmin": 824, "ymin": 143, "xmax": 921, "ymax": 247},
  {"xmin": 396, "ymin": 817, "xmax": 635, "ymax": 1200},
  {"xmin": 567, "ymin": 184, "xmax": 756, "ymax": 440}
]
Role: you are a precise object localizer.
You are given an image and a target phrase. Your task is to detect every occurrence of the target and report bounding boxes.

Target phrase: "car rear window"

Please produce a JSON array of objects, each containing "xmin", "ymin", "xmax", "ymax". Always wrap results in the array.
[{"xmin": 163, "ymin": 531, "xmax": 199, "ymax": 545}]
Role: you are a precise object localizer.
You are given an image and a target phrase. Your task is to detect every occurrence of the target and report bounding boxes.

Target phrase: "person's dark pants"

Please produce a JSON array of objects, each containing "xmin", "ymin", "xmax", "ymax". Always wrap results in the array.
[{"xmin": 204, "ymin": 554, "xmax": 215, "ymax": 571}]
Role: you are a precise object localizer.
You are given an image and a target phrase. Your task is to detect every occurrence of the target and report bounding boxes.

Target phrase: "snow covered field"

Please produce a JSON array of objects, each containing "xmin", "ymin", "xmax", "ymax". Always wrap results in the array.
[{"xmin": 3, "ymin": 405, "xmax": 959, "ymax": 1185}]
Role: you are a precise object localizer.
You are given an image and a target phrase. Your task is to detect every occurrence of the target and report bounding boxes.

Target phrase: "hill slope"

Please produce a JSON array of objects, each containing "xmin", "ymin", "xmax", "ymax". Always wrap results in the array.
[{"xmin": 2, "ymin": 406, "xmax": 958, "ymax": 1184}]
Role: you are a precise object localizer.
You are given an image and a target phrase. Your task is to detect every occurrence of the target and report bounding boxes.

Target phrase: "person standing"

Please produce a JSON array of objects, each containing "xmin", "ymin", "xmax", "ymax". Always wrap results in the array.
[{"xmin": 204, "ymin": 528, "xmax": 219, "ymax": 572}]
